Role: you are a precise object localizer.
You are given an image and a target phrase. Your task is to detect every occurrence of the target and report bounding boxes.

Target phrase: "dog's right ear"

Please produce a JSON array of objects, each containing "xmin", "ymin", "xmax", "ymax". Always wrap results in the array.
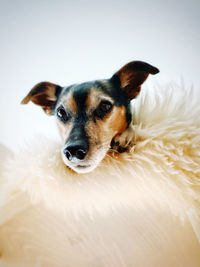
[{"xmin": 21, "ymin": 82, "xmax": 62, "ymax": 115}]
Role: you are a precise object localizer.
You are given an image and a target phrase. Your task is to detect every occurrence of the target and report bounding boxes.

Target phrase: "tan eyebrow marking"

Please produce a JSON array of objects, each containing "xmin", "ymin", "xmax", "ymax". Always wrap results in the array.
[
  {"xmin": 62, "ymin": 91, "xmax": 77, "ymax": 113},
  {"xmin": 86, "ymin": 88, "xmax": 113, "ymax": 111}
]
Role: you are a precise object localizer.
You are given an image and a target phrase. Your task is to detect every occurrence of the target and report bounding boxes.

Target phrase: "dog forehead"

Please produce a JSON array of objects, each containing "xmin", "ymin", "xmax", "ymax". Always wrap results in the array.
[
  {"xmin": 61, "ymin": 80, "xmax": 112, "ymax": 110},
  {"xmin": 72, "ymin": 80, "xmax": 110, "ymax": 95}
]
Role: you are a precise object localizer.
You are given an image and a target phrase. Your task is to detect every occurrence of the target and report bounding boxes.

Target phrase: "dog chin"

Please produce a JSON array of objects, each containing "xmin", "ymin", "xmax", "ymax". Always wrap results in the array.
[
  {"xmin": 69, "ymin": 164, "xmax": 98, "ymax": 174},
  {"xmin": 63, "ymin": 161, "xmax": 99, "ymax": 174},
  {"xmin": 61, "ymin": 154, "xmax": 100, "ymax": 174}
]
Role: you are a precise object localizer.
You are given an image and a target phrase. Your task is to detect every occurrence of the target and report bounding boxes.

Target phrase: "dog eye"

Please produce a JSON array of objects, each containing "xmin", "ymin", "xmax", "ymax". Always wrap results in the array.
[
  {"xmin": 95, "ymin": 100, "xmax": 113, "ymax": 118},
  {"xmin": 57, "ymin": 106, "xmax": 71, "ymax": 122}
]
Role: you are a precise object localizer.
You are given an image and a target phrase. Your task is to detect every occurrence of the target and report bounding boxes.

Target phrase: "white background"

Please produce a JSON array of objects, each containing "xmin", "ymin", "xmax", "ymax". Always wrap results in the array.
[{"xmin": 0, "ymin": 0, "xmax": 199, "ymax": 149}]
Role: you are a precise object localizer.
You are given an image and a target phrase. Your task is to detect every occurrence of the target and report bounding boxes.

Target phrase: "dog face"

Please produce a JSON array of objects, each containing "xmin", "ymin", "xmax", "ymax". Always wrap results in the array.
[{"xmin": 22, "ymin": 61, "xmax": 159, "ymax": 173}]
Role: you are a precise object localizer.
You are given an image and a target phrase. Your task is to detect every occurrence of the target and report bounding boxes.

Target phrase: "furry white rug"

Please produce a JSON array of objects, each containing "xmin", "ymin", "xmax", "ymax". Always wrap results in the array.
[{"xmin": 0, "ymin": 85, "xmax": 200, "ymax": 267}]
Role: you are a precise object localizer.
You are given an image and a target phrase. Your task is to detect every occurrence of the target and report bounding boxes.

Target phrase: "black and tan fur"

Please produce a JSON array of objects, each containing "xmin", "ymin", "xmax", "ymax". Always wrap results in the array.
[{"xmin": 21, "ymin": 61, "xmax": 159, "ymax": 173}]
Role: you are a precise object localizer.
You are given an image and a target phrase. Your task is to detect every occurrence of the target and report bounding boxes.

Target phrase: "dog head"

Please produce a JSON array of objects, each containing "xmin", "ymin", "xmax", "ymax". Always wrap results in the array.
[{"xmin": 22, "ymin": 61, "xmax": 159, "ymax": 173}]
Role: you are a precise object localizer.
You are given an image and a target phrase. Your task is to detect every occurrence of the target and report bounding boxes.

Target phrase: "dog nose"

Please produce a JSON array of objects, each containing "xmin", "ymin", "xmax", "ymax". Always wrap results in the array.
[{"xmin": 64, "ymin": 143, "xmax": 88, "ymax": 161}]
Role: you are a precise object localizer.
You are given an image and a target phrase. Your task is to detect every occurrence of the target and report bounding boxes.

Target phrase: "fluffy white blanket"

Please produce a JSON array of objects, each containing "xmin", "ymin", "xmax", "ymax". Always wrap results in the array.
[{"xmin": 0, "ymin": 85, "xmax": 200, "ymax": 267}]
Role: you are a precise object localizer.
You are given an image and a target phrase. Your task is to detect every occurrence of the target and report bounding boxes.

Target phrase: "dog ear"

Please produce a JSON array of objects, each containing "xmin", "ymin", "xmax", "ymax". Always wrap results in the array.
[
  {"xmin": 111, "ymin": 61, "xmax": 159, "ymax": 99},
  {"xmin": 21, "ymin": 82, "xmax": 62, "ymax": 115}
]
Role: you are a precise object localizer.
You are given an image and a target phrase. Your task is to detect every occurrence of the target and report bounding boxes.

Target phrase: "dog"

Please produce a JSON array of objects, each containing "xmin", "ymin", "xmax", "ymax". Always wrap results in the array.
[{"xmin": 21, "ymin": 61, "xmax": 159, "ymax": 173}]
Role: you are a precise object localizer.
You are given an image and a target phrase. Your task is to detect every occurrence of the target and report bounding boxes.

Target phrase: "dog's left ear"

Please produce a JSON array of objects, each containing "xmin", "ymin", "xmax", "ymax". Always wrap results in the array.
[
  {"xmin": 21, "ymin": 82, "xmax": 62, "ymax": 115},
  {"xmin": 111, "ymin": 61, "xmax": 159, "ymax": 99}
]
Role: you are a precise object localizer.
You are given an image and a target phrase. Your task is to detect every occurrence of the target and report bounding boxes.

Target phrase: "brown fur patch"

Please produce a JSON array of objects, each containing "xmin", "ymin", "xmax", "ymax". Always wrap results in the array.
[
  {"xmin": 63, "ymin": 91, "xmax": 77, "ymax": 113},
  {"xmin": 85, "ymin": 89, "xmax": 100, "ymax": 110},
  {"xmin": 108, "ymin": 106, "xmax": 127, "ymax": 134},
  {"xmin": 85, "ymin": 106, "xmax": 127, "ymax": 157}
]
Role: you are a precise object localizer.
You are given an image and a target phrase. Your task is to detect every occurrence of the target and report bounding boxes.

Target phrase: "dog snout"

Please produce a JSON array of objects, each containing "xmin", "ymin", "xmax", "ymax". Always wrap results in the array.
[{"xmin": 64, "ymin": 142, "xmax": 88, "ymax": 161}]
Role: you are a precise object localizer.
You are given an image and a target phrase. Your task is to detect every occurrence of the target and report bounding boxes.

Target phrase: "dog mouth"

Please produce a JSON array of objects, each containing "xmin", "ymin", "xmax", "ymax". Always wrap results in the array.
[{"xmin": 76, "ymin": 164, "xmax": 91, "ymax": 169}]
